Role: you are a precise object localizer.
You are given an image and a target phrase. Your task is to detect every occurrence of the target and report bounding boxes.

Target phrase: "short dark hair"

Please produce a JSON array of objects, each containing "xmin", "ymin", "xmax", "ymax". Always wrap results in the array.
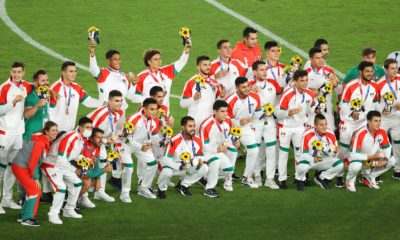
[
  {"xmin": 293, "ymin": 70, "xmax": 308, "ymax": 80},
  {"xmin": 217, "ymin": 39, "xmax": 229, "ymax": 49},
  {"xmin": 252, "ymin": 60, "xmax": 266, "ymax": 71},
  {"xmin": 264, "ymin": 41, "xmax": 278, "ymax": 51},
  {"xmin": 143, "ymin": 98, "xmax": 157, "ymax": 108},
  {"xmin": 32, "ymin": 69, "xmax": 47, "ymax": 81},
  {"xmin": 11, "ymin": 61, "xmax": 24, "ymax": 69},
  {"xmin": 143, "ymin": 49, "xmax": 161, "ymax": 67},
  {"xmin": 149, "ymin": 86, "xmax": 164, "ymax": 97},
  {"xmin": 181, "ymin": 116, "xmax": 195, "ymax": 126},
  {"xmin": 78, "ymin": 116, "xmax": 93, "ymax": 127},
  {"xmin": 358, "ymin": 61, "xmax": 374, "ymax": 71},
  {"xmin": 42, "ymin": 121, "xmax": 57, "ymax": 134},
  {"xmin": 384, "ymin": 58, "xmax": 398, "ymax": 69},
  {"xmin": 91, "ymin": 127, "xmax": 104, "ymax": 138},
  {"xmin": 213, "ymin": 100, "xmax": 228, "ymax": 111},
  {"xmin": 243, "ymin": 27, "xmax": 257, "ymax": 37},
  {"xmin": 313, "ymin": 39, "xmax": 328, "ymax": 48},
  {"xmin": 314, "ymin": 113, "xmax": 326, "ymax": 124},
  {"xmin": 367, "ymin": 110, "xmax": 381, "ymax": 121},
  {"xmin": 235, "ymin": 76, "xmax": 248, "ymax": 87},
  {"xmin": 196, "ymin": 55, "xmax": 210, "ymax": 65},
  {"xmin": 109, "ymin": 90, "xmax": 123, "ymax": 99},
  {"xmin": 309, "ymin": 47, "xmax": 322, "ymax": 58},
  {"xmin": 61, "ymin": 61, "xmax": 76, "ymax": 71},
  {"xmin": 362, "ymin": 47, "xmax": 376, "ymax": 57},
  {"xmin": 105, "ymin": 50, "xmax": 120, "ymax": 60}
]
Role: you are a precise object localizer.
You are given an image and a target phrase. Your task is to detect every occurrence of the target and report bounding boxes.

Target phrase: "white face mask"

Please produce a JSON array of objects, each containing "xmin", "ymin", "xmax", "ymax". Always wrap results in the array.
[{"xmin": 82, "ymin": 129, "xmax": 92, "ymax": 138}]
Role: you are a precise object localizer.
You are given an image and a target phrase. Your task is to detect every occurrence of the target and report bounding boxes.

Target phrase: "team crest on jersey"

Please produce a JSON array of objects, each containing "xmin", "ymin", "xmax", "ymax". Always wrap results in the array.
[
  {"xmin": 268, "ymin": 87, "xmax": 273, "ymax": 92},
  {"xmin": 376, "ymin": 134, "xmax": 383, "ymax": 144},
  {"xmin": 306, "ymin": 100, "xmax": 310, "ymax": 104}
]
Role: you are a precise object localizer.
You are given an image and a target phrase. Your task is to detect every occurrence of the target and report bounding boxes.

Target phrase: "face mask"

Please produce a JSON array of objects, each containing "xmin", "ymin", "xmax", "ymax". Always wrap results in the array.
[{"xmin": 82, "ymin": 129, "xmax": 92, "ymax": 138}]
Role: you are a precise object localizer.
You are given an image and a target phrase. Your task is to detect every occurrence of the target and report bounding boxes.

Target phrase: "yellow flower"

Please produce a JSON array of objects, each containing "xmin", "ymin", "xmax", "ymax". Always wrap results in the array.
[
  {"xmin": 325, "ymin": 81, "xmax": 333, "ymax": 93},
  {"xmin": 107, "ymin": 150, "xmax": 119, "ymax": 162},
  {"xmin": 262, "ymin": 103, "xmax": 274, "ymax": 115},
  {"xmin": 230, "ymin": 127, "xmax": 242, "ymax": 137},
  {"xmin": 291, "ymin": 55, "xmax": 302, "ymax": 65},
  {"xmin": 318, "ymin": 96, "xmax": 327, "ymax": 103},
  {"xmin": 179, "ymin": 27, "xmax": 191, "ymax": 38},
  {"xmin": 77, "ymin": 157, "xmax": 91, "ymax": 169},
  {"xmin": 166, "ymin": 127, "xmax": 173, "ymax": 136},
  {"xmin": 180, "ymin": 152, "xmax": 191, "ymax": 163},
  {"xmin": 277, "ymin": 46, "xmax": 282, "ymax": 55},
  {"xmin": 384, "ymin": 92, "xmax": 395, "ymax": 102},
  {"xmin": 157, "ymin": 109, "xmax": 166, "ymax": 118},
  {"xmin": 124, "ymin": 121, "xmax": 135, "ymax": 131},
  {"xmin": 312, "ymin": 140, "xmax": 323, "ymax": 151},
  {"xmin": 284, "ymin": 65, "xmax": 294, "ymax": 73},
  {"xmin": 88, "ymin": 26, "xmax": 100, "ymax": 33},
  {"xmin": 350, "ymin": 98, "xmax": 363, "ymax": 109}
]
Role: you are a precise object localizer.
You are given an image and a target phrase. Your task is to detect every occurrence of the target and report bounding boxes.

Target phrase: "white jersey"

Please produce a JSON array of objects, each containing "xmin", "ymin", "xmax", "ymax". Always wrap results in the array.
[
  {"xmin": 0, "ymin": 79, "xmax": 33, "ymax": 135},
  {"xmin": 49, "ymin": 78, "xmax": 102, "ymax": 132},
  {"xmin": 225, "ymin": 91, "xmax": 262, "ymax": 128},
  {"xmin": 265, "ymin": 60, "xmax": 287, "ymax": 88},
  {"xmin": 89, "ymin": 55, "xmax": 137, "ymax": 110},
  {"xmin": 199, "ymin": 115, "xmax": 235, "ymax": 154},
  {"xmin": 376, "ymin": 74, "xmax": 400, "ymax": 121},
  {"xmin": 210, "ymin": 57, "xmax": 246, "ymax": 96},
  {"xmin": 87, "ymin": 105, "xmax": 124, "ymax": 138}
]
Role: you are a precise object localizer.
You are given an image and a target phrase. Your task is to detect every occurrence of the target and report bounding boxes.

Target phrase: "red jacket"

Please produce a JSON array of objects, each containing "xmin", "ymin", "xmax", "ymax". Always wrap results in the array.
[{"xmin": 231, "ymin": 41, "xmax": 262, "ymax": 71}]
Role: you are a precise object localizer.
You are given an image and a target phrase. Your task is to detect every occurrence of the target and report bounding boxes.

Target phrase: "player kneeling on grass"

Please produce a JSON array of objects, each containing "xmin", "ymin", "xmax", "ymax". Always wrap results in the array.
[
  {"xmin": 199, "ymin": 100, "xmax": 239, "ymax": 198},
  {"xmin": 346, "ymin": 110, "xmax": 395, "ymax": 192},
  {"xmin": 295, "ymin": 114, "xmax": 343, "ymax": 191},
  {"xmin": 157, "ymin": 116, "xmax": 208, "ymax": 199},
  {"xmin": 77, "ymin": 128, "xmax": 112, "ymax": 209},
  {"xmin": 12, "ymin": 121, "xmax": 58, "ymax": 227}
]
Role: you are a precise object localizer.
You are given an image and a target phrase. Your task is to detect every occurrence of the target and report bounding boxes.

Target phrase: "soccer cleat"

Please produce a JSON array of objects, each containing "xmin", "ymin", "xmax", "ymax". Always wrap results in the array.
[
  {"xmin": 137, "ymin": 188, "xmax": 157, "ymax": 199},
  {"xmin": 346, "ymin": 182, "xmax": 356, "ymax": 192},
  {"xmin": 78, "ymin": 196, "xmax": 96, "ymax": 208},
  {"xmin": 314, "ymin": 176, "xmax": 330, "ymax": 190},
  {"xmin": 365, "ymin": 175, "xmax": 380, "ymax": 190},
  {"xmin": 264, "ymin": 179, "xmax": 279, "ymax": 189},
  {"xmin": 48, "ymin": 214, "xmax": 63, "ymax": 225},
  {"xmin": 177, "ymin": 184, "xmax": 192, "ymax": 196},
  {"xmin": 157, "ymin": 188, "xmax": 166, "ymax": 199},
  {"xmin": 376, "ymin": 175, "xmax": 383, "ymax": 183},
  {"xmin": 108, "ymin": 177, "xmax": 122, "ymax": 191},
  {"xmin": 393, "ymin": 172, "xmax": 400, "ymax": 180},
  {"xmin": 296, "ymin": 180, "xmax": 305, "ymax": 191},
  {"xmin": 21, "ymin": 218, "xmax": 40, "ymax": 227},
  {"xmin": 254, "ymin": 175, "xmax": 262, "ymax": 187},
  {"xmin": 94, "ymin": 191, "xmax": 115, "ymax": 202},
  {"xmin": 241, "ymin": 177, "xmax": 259, "ymax": 188},
  {"xmin": 360, "ymin": 177, "xmax": 370, "ymax": 187},
  {"xmin": 335, "ymin": 177, "xmax": 344, "ymax": 188},
  {"xmin": 278, "ymin": 181, "xmax": 288, "ymax": 190},
  {"xmin": 120, "ymin": 193, "xmax": 132, "ymax": 203},
  {"xmin": 223, "ymin": 179, "xmax": 233, "ymax": 192},
  {"xmin": 1, "ymin": 199, "xmax": 22, "ymax": 209},
  {"xmin": 204, "ymin": 188, "xmax": 219, "ymax": 198},
  {"xmin": 198, "ymin": 178, "xmax": 208, "ymax": 188},
  {"xmin": 231, "ymin": 173, "xmax": 242, "ymax": 181},
  {"xmin": 0, "ymin": 205, "xmax": 5, "ymax": 214},
  {"xmin": 63, "ymin": 209, "xmax": 83, "ymax": 218}
]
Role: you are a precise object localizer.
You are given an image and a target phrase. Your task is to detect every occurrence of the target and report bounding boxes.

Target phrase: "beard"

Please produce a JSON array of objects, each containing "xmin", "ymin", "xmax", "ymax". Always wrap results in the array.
[
  {"xmin": 200, "ymin": 69, "xmax": 210, "ymax": 76},
  {"xmin": 186, "ymin": 130, "xmax": 196, "ymax": 137},
  {"xmin": 361, "ymin": 74, "xmax": 373, "ymax": 82}
]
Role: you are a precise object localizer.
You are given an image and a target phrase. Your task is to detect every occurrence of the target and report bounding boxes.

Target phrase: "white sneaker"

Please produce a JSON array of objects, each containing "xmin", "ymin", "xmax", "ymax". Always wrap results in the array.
[
  {"xmin": 366, "ymin": 175, "xmax": 380, "ymax": 190},
  {"xmin": 1, "ymin": 199, "xmax": 22, "ymax": 209},
  {"xmin": 223, "ymin": 179, "xmax": 233, "ymax": 192},
  {"xmin": 94, "ymin": 191, "xmax": 115, "ymax": 202},
  {"xmin": 120, "ymin": 193, "xmax": 132, "ymax": 203},
  {"xmin": 264, "ymin": 179, "xmax": 280, "ymax": 189},
  {"xmin": 254, "ymin": 175, "xmax": 262, "ymax": 187},
  {"xmin": 48, "ymin": 214, "xmax": 63, "ymax": 224},
  {"xmin": 241, "ymin": 177, "xmax": 259, "ymax": 189},
  {"xmin": 137, "ymin": 188, "xmax": 157, "ymax": 199},
  {"xmin": 0, "ymin": 205, "xmax": 5, "ymax": 214},
  {"xmin": 78, "ymin": 196, "xmax": 96, "ymax": 208},
  {"xmin": 167, "ymin": 181, "xmax": 176, "ymax": 188},
  {"xmin": 63, "ymin": 209, "xmax": 82, "ymax": 219},
  {"xmin": 346, "ymin": 182, "xmax": 356, "ymax": 192}
]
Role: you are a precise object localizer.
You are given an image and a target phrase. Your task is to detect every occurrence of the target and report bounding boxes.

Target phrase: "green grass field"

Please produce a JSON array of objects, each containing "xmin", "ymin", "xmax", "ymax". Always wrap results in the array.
[{"xmin": 1, "ymin": 0, "xmax": 400, "ymax": 239}]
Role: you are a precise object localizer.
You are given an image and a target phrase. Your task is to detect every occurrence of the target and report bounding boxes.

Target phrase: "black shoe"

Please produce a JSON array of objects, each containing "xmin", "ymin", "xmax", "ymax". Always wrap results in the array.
[
  {"xmin": 314, "ymin": 176, "xmax": 330, "ymax": 190},
  {"xmin": 198, "ymin": 177, "xmax": 208, "ymax": 188},
  {"xmin": 393, "ymin": 172, "xmax": 400, "ymax": 180},
  {"xmin": 296, "ymin": 180, "xmax": 305, "ymax": 191},
  {"xmin": 108, "ymin": 177, "xmax": 122, "ymax": 191},
  {"xmin": 315, "ymin": 170, "xmax": 322, "ymax": 178},
  {"xmin": 149, "ymin": 186, "xmax": 157, "ymax": 194},
  {"xmin": 157, "ymin": 188, "xmax": 166, "ymax": 199},
  {"xmin": 74, "ymin": 207, "xmax": 82, "ymax": 215},
  {"xmin": 178, "ymin": 185, "xmax": 192, "ymax": 196},
  {"xmin": 376, "ymin": 175, "xmax": 383, "ymax": 183},
  {"xmin": 204, "ymin": 188, "xmax": 219, "ymax": 198},
  {"xmin": 21, "ymin": 218, "xmax": 40, "ymax": 227},
  {"xmin": 40, "ymin": 192, "xmax": 53, "ymax": 203},
  {"xmin": 278, "ymin": 181, "xmax": 288, "ymax": 190},
  {"xmin": 335, "ymin": 177, "xmax": 344, "ymax": 188},
  {"xmin": 231, "ymin": 173, "xmax": 242, "ymax": 181}
]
